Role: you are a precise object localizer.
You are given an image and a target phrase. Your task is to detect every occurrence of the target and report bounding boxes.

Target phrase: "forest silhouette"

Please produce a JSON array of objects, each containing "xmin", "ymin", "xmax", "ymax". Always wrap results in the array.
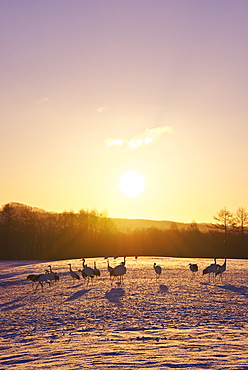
[{"xmin": 0, "ymin": 202, "xmax": 247, "ymax": 260}]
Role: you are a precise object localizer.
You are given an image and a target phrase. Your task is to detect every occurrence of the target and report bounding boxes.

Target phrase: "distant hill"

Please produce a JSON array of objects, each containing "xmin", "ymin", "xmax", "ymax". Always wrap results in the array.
[
  {"xmin": 1, "ymin": 202, "xmax": 210, "ymax": 233},
  {"xmin": 112, "ymin": 218, "xmax": 210, "ymax": 232}
]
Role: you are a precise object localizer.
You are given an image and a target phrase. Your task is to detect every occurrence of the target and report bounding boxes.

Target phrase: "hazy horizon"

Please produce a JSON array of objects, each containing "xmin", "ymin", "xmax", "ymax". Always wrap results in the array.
[{"xmin": 1, "ymin": 200, "xmax": 213, "ymax": 225}]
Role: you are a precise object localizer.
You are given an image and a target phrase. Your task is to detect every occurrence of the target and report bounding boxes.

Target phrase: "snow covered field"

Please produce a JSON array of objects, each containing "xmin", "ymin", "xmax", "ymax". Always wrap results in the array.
[{"xmin": 0, "ymin": 256, "xmax": 247, "ymax": 369}]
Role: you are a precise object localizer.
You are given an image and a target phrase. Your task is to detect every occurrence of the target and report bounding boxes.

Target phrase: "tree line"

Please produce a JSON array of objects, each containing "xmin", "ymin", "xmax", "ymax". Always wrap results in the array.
[{"xmin": 0, "ymin": 203, "xmax": 248, "ymax": 260}]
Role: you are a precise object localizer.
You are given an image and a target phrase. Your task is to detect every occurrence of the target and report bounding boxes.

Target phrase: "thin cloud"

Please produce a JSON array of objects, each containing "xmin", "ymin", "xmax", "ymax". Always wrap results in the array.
[
  {"xmin": 106, "ymin": 125, "xmax": 172, "ymax": 150},
  {"xmin": 127, "ymin": 126, "xmax": 172, "ymax": 149},
  {"xmin": 105, "ymin": 138, "xmax": 124, "ymax": 146},
  {"xmin": 36, "ymin": 97, "xmax": 50, "ymax": 104},
  {"xmin": 98, "ymin": 106, "xmax": 107, "ymax": 113}
]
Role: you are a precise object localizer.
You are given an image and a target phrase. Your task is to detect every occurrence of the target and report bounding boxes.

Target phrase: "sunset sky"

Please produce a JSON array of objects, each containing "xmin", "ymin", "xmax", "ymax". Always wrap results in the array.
[{"xmin": 1, "ymin": 0, "xmax": 248, "ymax": 223}]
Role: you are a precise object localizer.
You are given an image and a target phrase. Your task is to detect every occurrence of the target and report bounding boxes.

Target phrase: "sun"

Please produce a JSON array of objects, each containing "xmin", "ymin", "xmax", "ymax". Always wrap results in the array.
[{"xmin": 119, "ymin": 171, "xmax": 145, "ymax": 198}]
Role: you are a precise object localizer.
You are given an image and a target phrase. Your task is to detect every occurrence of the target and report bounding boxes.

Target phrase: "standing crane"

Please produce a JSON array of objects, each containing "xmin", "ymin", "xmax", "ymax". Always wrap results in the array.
[
  {"xmin": 215, "ymin": 257, "xmax": 227, "ymax": 281},
  {"xmin": 27, "ymin": 274, "xmax": 39, "ymax": 290},
  {"xmin": 107, "ymin": 259, "xmax": 114, "ymax": 279},
  {"xmin": 189, "ymin": 263, "xmax": 198, "ymax": 279},
  {"xmin": 93, "ymin": 261, "xmax": 101, "ymax": 278},
  {"xmin": 153, "ymin": 263, "xmax": 162, "ymax": 279},
  {"xmin": 34, "ymin": 273, "xmax": 51, "ymax": 292},
  {"xmin": 47, "ymin": 265, "xmax": 60, "ymax": 282},
  {"xmin": 112, "ymin": 256, "xmax": 126, "ymax": 284},
  {"xmin": 82, "ymin": 258, "xmax": 94, "ymax": 283},
  {"xmin": 68, "ymin": 263, "xmax": 80, "ymax": 283},
  {"xmin": 203, "ymin": 258, "xmax": 220, "ymax": 283}
]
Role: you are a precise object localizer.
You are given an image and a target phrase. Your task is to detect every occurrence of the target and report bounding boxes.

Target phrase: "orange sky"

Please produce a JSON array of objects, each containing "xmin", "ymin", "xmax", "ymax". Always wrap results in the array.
[{"xmin": 1, "ymin": 1, "xmax": 248, "ymax": 223}]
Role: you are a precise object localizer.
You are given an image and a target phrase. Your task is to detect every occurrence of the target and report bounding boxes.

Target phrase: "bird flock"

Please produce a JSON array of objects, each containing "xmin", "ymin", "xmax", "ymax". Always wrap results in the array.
[
  {"xmin": 202, "ymin": 257, "xmax": 227, "ymax": 282},
  {"xmin": 27, "ymin": 264, "xmax": 60, "ymax": 292},
  {"xmin": 26, "ymin": 256, "xmax": 227, "ymax": 292}
]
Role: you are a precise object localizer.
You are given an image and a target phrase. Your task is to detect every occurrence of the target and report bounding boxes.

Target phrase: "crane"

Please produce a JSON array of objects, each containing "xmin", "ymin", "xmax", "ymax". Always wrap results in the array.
[
  {"xmin": 153, "ymin": 263, "xmax": 162, "ymax": 279},
  {"xmin": 68, "ymin": 263, "xmax": 80, "ymax": 283},
  {"xmin": 215, "ymin": 257, "xmax": 227, "ymax": 281},
  {"xmin": 189, "ymin": 263, "xmax": 198, "ymax": 279}
]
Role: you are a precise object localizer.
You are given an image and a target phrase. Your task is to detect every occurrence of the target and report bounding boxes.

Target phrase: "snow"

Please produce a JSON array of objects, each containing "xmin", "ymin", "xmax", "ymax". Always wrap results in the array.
[{"xmin": 0, "ymin": 257, "xmax": 247, "ymax": 369}]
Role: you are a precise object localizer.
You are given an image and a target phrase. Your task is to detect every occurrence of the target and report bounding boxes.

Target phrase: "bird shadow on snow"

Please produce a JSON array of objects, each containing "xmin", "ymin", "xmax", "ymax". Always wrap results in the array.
[
  {"xmin": 0, "ymin": 276, "xmax": 21, "ymax": 288},
  {"xmin": 200, "ymin": 282, "xmax": 248, "ymax": 297},
  {"xmin": 66, "ymin": 283, "xmax": 81, "ymax": 290},
  {"xmin": 217, "ymin": 284, "xmax": 248, "ymax": 297},
  {"xmin": 65, "ymin": 289, "xmax": 91, "ymax": 302},
  {"xmin": 0, "ymin": 272, "xmax": 15, "ymax": 280},
  {"xmin": 159, "ymin": 284, "xmax": 169, "ymax": 293},
  {"xmin": 0, "ymin": 298, "xmax": 25, "ymax": 311},
  {"xmin": 105, "ymin": 288, "xmax": 125, "ymax": 305}
]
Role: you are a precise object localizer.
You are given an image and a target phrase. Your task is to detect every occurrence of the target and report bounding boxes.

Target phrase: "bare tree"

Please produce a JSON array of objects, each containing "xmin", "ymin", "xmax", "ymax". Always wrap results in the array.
[
  {"xmin": 211, "ymin": 207, "xmax": 235, "ymax": 242},
  {"xmin": 235, "ymin": 207, "xmax": 248, "ymax": 242},
  {"xmin": 0, "ymin": 203, "xmax": 18, "ymax": 258}
]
